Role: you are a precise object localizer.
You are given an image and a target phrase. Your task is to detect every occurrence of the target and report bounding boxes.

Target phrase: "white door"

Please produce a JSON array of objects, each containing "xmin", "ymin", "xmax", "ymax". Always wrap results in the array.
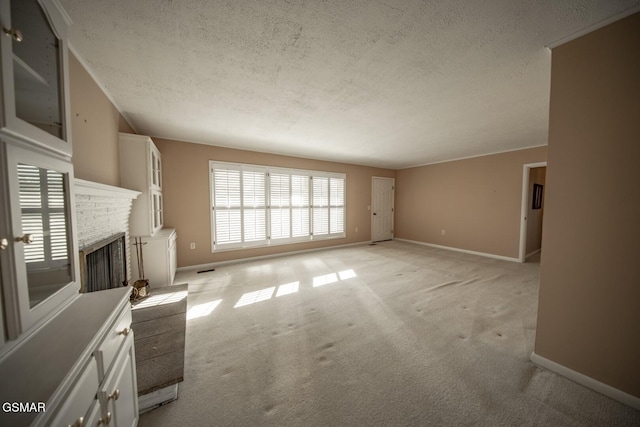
[{"xmin": 371, "ymin": 177, "xmax": 394, "ymax": 242}]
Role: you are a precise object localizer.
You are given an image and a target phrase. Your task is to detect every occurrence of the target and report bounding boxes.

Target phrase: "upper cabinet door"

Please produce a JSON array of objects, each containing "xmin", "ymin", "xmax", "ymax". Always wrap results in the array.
[
  {"xmin": 2, "ymin": 141, "xmax": 80, "ymax": 337},
  {"xmin": 150, "ymin": 144, "xmax": 162, "ymax": 190},
  {"xmin": 0, "ymin": 0, "xmax": 72, "ymax": 156}
]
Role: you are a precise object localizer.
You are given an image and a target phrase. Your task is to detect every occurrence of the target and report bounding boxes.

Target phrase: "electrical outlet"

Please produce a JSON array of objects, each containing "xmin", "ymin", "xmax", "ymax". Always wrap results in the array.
[
  {"xmin": 355, "ymin": 227, "xmax": 358, "ymax": 233},
  {"xmin": 441, "ymin": 229, "xmax": 446, "ymax": 236},
  {"xmin": 190, "ymin": 242, "xmax": 196, "ymax": 249}
]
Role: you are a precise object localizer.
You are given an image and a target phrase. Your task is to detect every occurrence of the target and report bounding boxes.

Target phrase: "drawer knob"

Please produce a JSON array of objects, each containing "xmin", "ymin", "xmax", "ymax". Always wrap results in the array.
[
  {"xmin": 68, "ymin": 416, "xmax": 84, "ymax": 427},
  {"xmin": 108, "ymin": 388, "xmax": 120, "ymax": 401},
  {"xmin": 118, "ymin": 327, "xmax": 130, "ymax": 336},
  {"xmin": 3, "ymin": 27, "xmax": 23, "ymax": 42},
  {"xmin": 98, "ymin": 412, "xmax": 112, "ymax": 425}
]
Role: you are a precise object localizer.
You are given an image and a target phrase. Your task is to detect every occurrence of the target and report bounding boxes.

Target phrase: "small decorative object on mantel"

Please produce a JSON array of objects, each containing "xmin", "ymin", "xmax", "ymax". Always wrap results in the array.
[{"xmin": 131, "ymin": 237, "xmax": 150, "ymax": 301}]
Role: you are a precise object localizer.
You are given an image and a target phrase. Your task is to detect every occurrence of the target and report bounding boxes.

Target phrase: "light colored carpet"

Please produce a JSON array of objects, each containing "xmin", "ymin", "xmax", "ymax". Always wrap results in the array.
[{"xmin": 138, "ymin": 240, "xmax": 640, "ymax": 426}]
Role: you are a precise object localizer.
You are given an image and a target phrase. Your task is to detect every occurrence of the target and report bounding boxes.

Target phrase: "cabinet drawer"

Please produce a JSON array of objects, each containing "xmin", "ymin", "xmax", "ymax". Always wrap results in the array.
[
  {"xmin": 99, "ymin": 333, "xmax": 139, "ymax": 427},
  {"xmin": 50, "ymin": 357, "xmax": 99, "ymax": 427},
  {"xmin": 96, "ymin": 306, "xmax": 132, "ymax": 379}
]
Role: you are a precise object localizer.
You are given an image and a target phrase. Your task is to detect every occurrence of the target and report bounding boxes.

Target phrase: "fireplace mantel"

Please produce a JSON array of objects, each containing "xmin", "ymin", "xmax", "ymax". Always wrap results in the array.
[{"xmin": 75, "ymin": 178, "xmax": 141, "ymax": 200}]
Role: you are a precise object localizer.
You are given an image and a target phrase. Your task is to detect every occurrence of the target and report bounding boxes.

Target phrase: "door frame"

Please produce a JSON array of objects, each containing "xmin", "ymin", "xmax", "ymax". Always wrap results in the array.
[
  {"xmin": 519, "ymin": 162, "xmax": 547, "ymax": 262},
  {"xmin": 371, "ymin": 176, "xmax": 395, "ymax": 242}
]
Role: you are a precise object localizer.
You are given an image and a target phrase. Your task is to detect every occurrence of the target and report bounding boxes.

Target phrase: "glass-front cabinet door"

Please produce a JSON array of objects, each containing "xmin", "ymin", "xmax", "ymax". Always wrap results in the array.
[
  {"xmin": 151, "ymin": 190, "xmax": 163, "ymax": 235},
  {"xmin": 0, "ymin": 0, "xmax": 72, "ymax": 156},
  {"xmin": 1, "ymin": 142, "xmax": 79, "ymax": 337},
  {"xmin": 150, "ymin": 145, "xmax": 162, "ymax": 190}
]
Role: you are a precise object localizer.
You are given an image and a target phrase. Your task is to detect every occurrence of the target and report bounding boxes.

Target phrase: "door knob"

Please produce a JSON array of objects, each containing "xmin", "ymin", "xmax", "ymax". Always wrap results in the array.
[
  {"xmin": 15, "ymin": 234, "xmax": 34, "ymax": 244},
  {"xmin": 373, "ymin": 213, "xmax": 377, "ymax": 215}
]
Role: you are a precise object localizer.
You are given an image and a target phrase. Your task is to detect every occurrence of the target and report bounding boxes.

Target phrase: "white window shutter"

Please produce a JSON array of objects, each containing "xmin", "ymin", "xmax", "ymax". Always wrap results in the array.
[
  {"xmin": 291, "ymin": 175, "xmax": 310, "ymax": 237},
  {"xmin": 329, "ymin": 177, "xmax": 345, "ymax": 234},
  {"xmin": 270, "ymin": 173, "xmax": 291, "ymax": 239},
  {"xmin": 243, "ymin": 171, "xmax": 267, "ymax": 242},
  {"xmin": 213, "ymin": 168, "xmax": 242, "ymax": 245},
  {"xmin": 312, "ymin": 177, "xmax": 329, "ymax": 235}
]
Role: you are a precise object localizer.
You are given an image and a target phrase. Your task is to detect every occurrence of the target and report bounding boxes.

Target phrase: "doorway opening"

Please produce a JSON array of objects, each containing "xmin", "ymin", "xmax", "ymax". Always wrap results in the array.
[{"xmin": 519, "ymin": 162, "xmax": 547, "ymax": 263}]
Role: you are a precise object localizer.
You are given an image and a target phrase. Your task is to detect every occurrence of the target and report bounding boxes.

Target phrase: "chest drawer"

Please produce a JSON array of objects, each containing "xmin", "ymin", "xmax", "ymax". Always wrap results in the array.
[{"xmin": 95, "ymin": 305, "xmax": 132, "ymax": 379}]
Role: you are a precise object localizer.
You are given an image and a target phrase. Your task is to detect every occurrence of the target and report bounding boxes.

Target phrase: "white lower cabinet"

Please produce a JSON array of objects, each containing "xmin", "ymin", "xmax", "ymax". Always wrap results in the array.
[
  {"xmin": 53, "ymin": 288, "xmax": 138, "ymax": 427},
  {"xmin": 0, "ymin": 287, "xmax": 139, "ymax": 427},
  {"xmin": 99, "ymin": 334, "xmax": 138, "ymax": 427},
  {"xmin": 131, "ymin": 228, "xmax": 176, "ymax": 287},
  {"xmin": 85, "ymin": 399, "xmax": 104, "ymax": 426},
  {"xmin": 50, "ymin": 358, "xmax": 99, "ymax": 427}
]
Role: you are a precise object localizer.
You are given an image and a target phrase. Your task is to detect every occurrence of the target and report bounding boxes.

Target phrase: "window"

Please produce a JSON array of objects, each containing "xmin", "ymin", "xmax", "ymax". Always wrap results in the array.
[
  {"xmin": 210, "ymin": 162, "xmax": 345, "ymax": 251},
  {"xmin": 211, "ymin": 166, "xmax": 267, "ymax": 249}
]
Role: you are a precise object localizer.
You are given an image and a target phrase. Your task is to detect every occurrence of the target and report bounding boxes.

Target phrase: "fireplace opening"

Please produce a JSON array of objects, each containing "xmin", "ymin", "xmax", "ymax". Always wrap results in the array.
[{"xmin": 79, "ymin": 232, "xmax": 128, "ymax": 293}]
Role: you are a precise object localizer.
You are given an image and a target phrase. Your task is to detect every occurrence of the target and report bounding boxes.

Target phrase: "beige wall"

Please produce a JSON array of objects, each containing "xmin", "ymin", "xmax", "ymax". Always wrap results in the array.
[
  {"xmin": 152, "ymin": 138, "xmax": 395, "ymax": 267},
  {"xmin": 535, "ymin": 13, "xmax": 640, "ymax": 397},
  {"xmin": 394, "ymin": 147, "xmax": 547, "ymax": 259},
  {"xmin": 69, "ymin": 52, "xmax": 134, "ymax": 186},
  {"xmin": 525, "ymin": 167, "xmax": 546, "ymax": 255}
]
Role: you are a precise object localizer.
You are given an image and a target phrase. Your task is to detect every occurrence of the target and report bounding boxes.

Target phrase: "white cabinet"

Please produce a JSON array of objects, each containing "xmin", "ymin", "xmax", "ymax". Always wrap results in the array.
[
  {"xmin": 131, "ymin": 228, "xmax": 177, "ymax": 287},
  {"xmin": 1, "ymin": 142, "xmax": 80, "ymax": 338},
  {"xmin": 0, "ymin": 0, "xmax": 79, "ymax": 345},
  {"xmin": 119, "ymin": 133, "xmax": 164, "ymax": 237},
  {"xmin": 0, "ymin": 287, "xmax": 138, "ymax": 427},
  {"xmin": 99, "ymin": 334, "xmax": 138, "ymax": 427},
  {"xmin": 49, "ymin": 357, "xmax": 99, "ymax": 427},
  {"xmin": 120, "ymin": 133, "xmax": 176, "ymax": 287},
  {"xmin": 0, "ymin": 0, "xmax": 73, "ymax": 156},
  {"xmin": 47, "ymin": 289, "xmax": 138, "ymax": 427},
  {"xmin": 0, "ymin": 3, "xmax": 138, "ymax": 427}
]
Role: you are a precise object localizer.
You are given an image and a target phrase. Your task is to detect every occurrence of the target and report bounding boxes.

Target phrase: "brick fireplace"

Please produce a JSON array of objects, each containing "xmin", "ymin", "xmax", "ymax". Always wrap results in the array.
[{"xmin": 75, "ymin": 179, "xmax": 140, "ymax": 292}]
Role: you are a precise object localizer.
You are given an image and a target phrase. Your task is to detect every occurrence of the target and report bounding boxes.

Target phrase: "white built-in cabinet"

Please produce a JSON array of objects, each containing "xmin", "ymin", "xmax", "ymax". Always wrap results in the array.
[
  {"xmin": 119, "ymin": 133, "xmax": 176, "ymax": 287},
  {"xmin": 0, "ymin": 1, "xmax": 138, "ymax": 426},
  {"xmin": 0, "ymin": 287, "xmax": 138, "ymax": 426},
  {"xmin": 130, "ymin": 228, "xmax": 177, "ymax": 288},
  {"xmin": 0, "ymin": 0, "xmax": 72, "ymax": 156},
  {"xmin": 119, "ymin": 133, "xmax": 164, "ymax": 237}
]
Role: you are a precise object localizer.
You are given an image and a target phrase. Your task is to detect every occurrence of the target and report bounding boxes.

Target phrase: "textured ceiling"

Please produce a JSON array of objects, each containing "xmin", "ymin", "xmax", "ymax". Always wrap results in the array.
[{"xmin": 60, "ymin": 0, "xmax": 639, "ymax": 169}]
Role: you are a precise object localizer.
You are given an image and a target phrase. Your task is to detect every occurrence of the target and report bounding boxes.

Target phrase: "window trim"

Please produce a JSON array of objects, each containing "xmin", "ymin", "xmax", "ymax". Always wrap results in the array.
[{"xmin": 209, "ymin": 161, "xmax": 346, "ymax": 252}]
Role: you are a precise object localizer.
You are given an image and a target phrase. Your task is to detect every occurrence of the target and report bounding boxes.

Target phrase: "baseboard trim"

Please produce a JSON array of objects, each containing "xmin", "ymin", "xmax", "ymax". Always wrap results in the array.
[
  {"xmin": 526, "ymin": 248, "xmax": 542, "ymax": 259},
  {"xmin": 394, "ymin": 238, "xmax": 520, "ymax": 263},
  {"xmin": 177, "ymin": 241, "xmax": 368, "ymax": 273},
  {"xmin": 530, "ymin": 352, "xmax": 640, "ymax": 410}
]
